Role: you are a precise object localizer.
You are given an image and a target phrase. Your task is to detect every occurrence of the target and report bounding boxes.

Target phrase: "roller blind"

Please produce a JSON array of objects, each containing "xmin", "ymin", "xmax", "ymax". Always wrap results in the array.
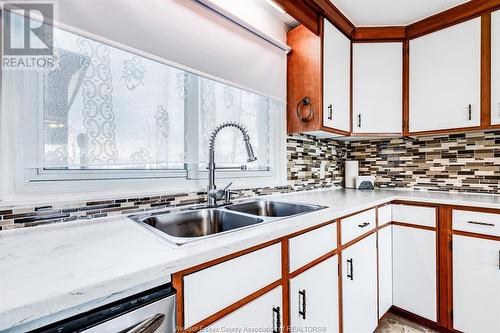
[{"xmin": 49, "ymin": 0, "xmax": 287, "ymax": 100}]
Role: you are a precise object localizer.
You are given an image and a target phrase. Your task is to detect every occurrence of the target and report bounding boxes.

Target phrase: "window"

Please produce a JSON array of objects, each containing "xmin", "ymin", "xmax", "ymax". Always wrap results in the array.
[{"xmin": 1, "ymin": 14, "xmax": 286, "ymax": 197}]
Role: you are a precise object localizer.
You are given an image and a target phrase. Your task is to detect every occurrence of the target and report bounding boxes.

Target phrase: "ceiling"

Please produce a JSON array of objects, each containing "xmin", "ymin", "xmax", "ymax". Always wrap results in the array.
[{"xmin": 330, "ymin": 0, "xmax": 470, "ymax": 26}]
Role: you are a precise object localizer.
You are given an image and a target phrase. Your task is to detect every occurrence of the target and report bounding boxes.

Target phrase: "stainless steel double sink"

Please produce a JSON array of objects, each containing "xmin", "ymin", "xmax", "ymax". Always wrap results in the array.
[{"xmin": 135, "ymin": 200, "xmax": 326, "ymax": 245}]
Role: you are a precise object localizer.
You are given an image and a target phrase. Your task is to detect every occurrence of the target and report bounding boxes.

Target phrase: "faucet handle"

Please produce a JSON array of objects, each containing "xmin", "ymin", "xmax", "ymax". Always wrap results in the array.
[
  {"xmin": 224, "ymin": 190, "xmax": 238, "ymax": 204},
  {"xmin": 222, "ymin": 182, "xmax": 233, "ymax": 191}
]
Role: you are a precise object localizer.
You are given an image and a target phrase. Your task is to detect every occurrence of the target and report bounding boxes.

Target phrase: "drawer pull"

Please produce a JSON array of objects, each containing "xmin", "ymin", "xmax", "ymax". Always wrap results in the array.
[
  {"xmin": 358, "ymin": 222, "xmax": 370, "ymax": 228},
  {"xmin": 298, "ymin": 290, "xmax": 307, "ymax": 319},
  {"xmin": 347, "ymin": 258, "xmax": 354, "ymax": 280},
  {"xmin": 467, "ymin": 221, "xmax": 495, "ymax": 227},
  {"xmin": 272, "ymin": 306, "xmax": 281, "ymax": 333}
]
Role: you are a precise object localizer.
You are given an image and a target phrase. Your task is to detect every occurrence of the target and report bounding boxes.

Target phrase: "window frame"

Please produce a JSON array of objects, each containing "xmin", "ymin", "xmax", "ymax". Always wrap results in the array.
[{"xmin": 0, "ymin": 27, "xmax": 287, "ymax": 201}]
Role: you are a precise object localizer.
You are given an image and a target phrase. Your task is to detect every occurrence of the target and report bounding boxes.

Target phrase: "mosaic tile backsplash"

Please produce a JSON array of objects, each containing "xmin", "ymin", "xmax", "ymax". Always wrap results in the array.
[
  {"xmin": 0, "ymin": 130, "xmax": 498, "ymax": 230},
  {"xmin": 0, "ymin": 134, "xmax": 345, "ymax": 230},
  {"xmin": 348, "ymin": 130, "xmax": 499, "ymax": 194}
]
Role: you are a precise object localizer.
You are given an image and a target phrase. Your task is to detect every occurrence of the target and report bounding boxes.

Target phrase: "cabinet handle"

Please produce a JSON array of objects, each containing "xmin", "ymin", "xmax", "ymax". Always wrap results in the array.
[
  {"xmin": 357, "ymin": 114, "xmax": 361, "ymax": 128},
  {"xmin": 467, "ymin": 220, "xmax": 495, "ymax": 227},
  {"xmin": 298, "ymin": 290, "xmax": 307, "ymax": 319},
  {"xmin": 328, "ymin": 104, "xmax": 333, "ymax": 120},
  {"xmin": 468, "ymin": 104, "xmax": 472, "ymax": 121},
  {"xmin": 358, "ymin": 222, "xmax": 370, "ymax": 228},
  {"xmin": 272, "ymin": 306, "xmax": 281, "ymax": 333},
  {"xmin": 347, "ymin": 258, "xmax": 354, "ymax": 280}
]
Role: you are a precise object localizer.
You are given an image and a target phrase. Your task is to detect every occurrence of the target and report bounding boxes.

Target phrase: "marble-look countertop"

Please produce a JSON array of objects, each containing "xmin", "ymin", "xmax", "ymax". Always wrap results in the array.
[{"xmin": 1, "ymin": 188, "xmax": 498, "ymax": 332}]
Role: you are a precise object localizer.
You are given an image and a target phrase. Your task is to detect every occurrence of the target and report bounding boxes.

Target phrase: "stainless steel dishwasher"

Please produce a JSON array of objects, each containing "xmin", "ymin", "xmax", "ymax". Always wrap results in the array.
[{"xmin": 30, "ymin": 283, "xmax": 175, "ymax": 333}]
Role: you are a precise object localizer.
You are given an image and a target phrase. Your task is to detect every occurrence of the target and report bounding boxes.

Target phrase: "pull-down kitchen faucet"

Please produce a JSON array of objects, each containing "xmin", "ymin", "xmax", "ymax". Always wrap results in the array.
[{"xmin": 206, "ymin": 122, "xmax": 257, "ymax": 207}]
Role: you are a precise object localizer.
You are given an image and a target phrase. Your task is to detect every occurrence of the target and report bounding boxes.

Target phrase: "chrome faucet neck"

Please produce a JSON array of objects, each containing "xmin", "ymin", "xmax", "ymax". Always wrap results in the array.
[{"xmin": 206, "ymin": 122, "xmax": 257, "ymax": 207}]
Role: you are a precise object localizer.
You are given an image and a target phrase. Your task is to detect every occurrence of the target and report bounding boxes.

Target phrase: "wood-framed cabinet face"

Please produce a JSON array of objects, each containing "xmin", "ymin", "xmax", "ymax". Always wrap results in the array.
[
  {"xmin": 204, "ymin": 286, "xmax": 283, "ymax": 333},
  {"xmin": 323, "ymin": 18, "xmax": 351, "ymax": 133},
  {"xmin": 352, "ymin": 42, "xmax": 403, "ymax": 134},
  {"xmin": 452, "ymin": 235, "xmax": 500, "ymax": 332},
  {"xmin": 341, "ymin": 233, "xmax": 378, "ymax": 333},
  {"xmin": 289, "ymin": 255, "xmax": 339, "ymax": 333},
  {"xmin": 409, "ymin": 17, "xmax": 482, "ymax": 134},
  {"xmin": 286, "ymin": 19, "xmax": 351, "ymax": 138},
  {"xmin": 491, "ymin": 10, "xmax": 500, "ymax": 125}
]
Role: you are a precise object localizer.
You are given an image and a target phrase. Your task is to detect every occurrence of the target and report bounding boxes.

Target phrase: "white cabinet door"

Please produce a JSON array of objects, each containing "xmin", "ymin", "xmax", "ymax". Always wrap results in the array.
[
  {"xmin": 289, "ymin": 223, "xmax": 337, "ymax": 272},
  {"xmin": 183, "ymin": 244, "xmax": 281, "ymax": 327},
  {"xmin": 323, "ymin": 18, "xmax": 350, "ymax": 132},
  {"xmin": 409, "ymin": 18, "xmax": 481, "ymax": 132},
  {"xmin": 492, "ymin": 10, "xmax": 500, "ymax": 125},
  {"xmin": 342, "ymin": 233, "xmax": 378, "ymax": 333},
  {"xmin": 453, "ymin": 235, "xmax": 500, "ymax": 333},
  {"xmin": 205, "ymin": 287, "xmax": 283, "ymax": 332},
  {"xmin": 392, "ymin": 226, "xmax": 437, "ymax": 321},
  {"xmin": 352, "ymin": 42, "xmax": 402, "ymax": 134},
  {"xmin": 378, "ymin": 226, "xmax": 393, "ymax": 318},
  {"xmin": 290, "ymin": 256, "xmax": 339, "ymax": 333}
]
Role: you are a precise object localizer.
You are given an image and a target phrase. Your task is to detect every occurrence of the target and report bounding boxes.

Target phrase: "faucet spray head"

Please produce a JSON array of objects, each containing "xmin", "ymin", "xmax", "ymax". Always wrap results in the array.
[{"xmin": 244, "ymin": 135, "xmax": 257, "ymax": 162}]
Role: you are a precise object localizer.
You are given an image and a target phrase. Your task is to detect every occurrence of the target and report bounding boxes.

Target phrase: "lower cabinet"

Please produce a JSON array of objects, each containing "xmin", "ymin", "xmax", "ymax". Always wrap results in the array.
[
  {"xmin": 378, "ymin": 225, "xmax": 393, "ymax": 318},
  {"xmin": 452, "ymin": 235, "xmax": 500, "ymax": 333},
  {"xmin": 392, "ymin": 225, "xmax": 437, "ymax": 321},
  {"xmin": 290, "ymin": 255, "xmax": 339, "ymax": 332},
  {"xmin": 342, "ymin": 233, "xmax": 378, "ymax": 333},
  {"xmin": 204, "ymin": 286, "xmax": 283, "ymax": 332}
]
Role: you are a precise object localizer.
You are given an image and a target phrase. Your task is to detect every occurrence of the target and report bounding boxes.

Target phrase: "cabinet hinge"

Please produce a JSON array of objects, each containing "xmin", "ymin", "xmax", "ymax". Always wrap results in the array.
[
  {"xmin": 450, "ymin": 310, "xmax": 453, "ymax": 321},
  {"xmin": 449, "ymin": 239, "xmax": 453, "ymax": 250}
]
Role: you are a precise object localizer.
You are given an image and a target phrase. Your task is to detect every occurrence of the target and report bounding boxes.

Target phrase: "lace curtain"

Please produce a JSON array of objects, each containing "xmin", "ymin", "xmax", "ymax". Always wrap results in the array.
[{"xmin": 8, "ymin": 14, "xmax": 281, "ymax": 174}]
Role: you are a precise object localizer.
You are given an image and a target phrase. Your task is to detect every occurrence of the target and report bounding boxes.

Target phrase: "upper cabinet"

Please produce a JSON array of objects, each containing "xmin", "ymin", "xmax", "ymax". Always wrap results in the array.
[
  {"xmin": 492, "ymin": 10, "xmax": 500, "ymax": 126},
  {"xmin": 409, "ymin": 18, "xmax": 481, "ymax": 133},
  {"xmin": 323, "ymin": 19, "xmax": 351, "ymax": 132},
  {"xmin": 352, "ymin": 42, "xmax": 403, "ymax": 134},
  {"xmin": 287, "ymin": 19, "xmax": 351, "ymax": 138}
]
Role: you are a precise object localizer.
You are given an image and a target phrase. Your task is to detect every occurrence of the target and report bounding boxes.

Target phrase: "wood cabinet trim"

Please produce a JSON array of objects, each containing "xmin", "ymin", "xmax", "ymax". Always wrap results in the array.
[
  {"xmin": 481, "ymin": 12, "xmax": 492, "ymax": 127},
  {"xmin": 406, "ymin": 0, "xmax": 500, "ymax": 40},
  {"xmin": 447, "ymin": 204, "xmax": 500, "ymax": 214},
  {"xmin": 281, "ymin": 239, "xmax": 290, "ymax": 333},
  {"xmin": 307, "ymin": 0, "xmax": 355, "ymax": 38},
  {"xmin": 289, "ymin": 249, "xmax": 339, "ymax": 279},
  {"xmin": 390, "ymin": 306, "xmax": 457, "ymax": 333},
  {"xmin": 353, "ymin": 27, "xmax": 406, "ymax": 41},
  {"xmin": 275, "ymin": 0, "xmax": 320, "ymax": 35},
  {"xmin": 451, "ymin": 229, "xmax": 500, "ymax": 241},
  {"xmin": 392, "ymin": 221, "xmax": 437, "ymax": 232}
]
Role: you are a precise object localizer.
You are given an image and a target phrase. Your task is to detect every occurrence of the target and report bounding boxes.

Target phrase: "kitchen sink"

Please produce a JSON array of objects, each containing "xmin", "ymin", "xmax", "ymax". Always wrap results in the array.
[
  {"xmin": 225, "ymin": 200, "xmax": 323, "ymax": 217},
  {"xmin": 141, "ymin": 209, "xmax": 263, "ymax": 240},
  {"xmin": 135, "ymin": 200, "xmax": 326, "ymax": 246}
]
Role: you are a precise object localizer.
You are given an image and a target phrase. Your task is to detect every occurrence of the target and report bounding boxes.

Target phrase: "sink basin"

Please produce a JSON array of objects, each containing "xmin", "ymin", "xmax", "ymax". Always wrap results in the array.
[
  {"xmin": 142, "ymin": 209, "xmax": 263, "ymax": 239},
  {"xmin": 226, "ymin": 200, "xmax": 323, "ymax": 217}
]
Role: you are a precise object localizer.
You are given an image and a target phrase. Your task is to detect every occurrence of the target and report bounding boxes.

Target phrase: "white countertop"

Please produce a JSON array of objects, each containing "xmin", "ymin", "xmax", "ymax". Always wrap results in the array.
[{"xmin": 0, "ymin": 188, "xmax": 499, "ymax": 332}]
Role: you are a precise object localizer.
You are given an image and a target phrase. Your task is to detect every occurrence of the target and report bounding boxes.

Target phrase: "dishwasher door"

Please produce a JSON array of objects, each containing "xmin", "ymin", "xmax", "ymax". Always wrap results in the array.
[
  {"xmin": 83, "ymin": 293, "xmax": 175, "ymax": 333},
  {"xmin": 32, "ymin": 284, "xmax": 175, "ymax": 333}
]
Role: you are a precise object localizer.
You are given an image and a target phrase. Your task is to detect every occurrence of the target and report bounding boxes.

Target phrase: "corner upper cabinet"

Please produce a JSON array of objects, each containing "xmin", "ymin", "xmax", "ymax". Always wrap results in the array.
[
  {"xmin": 409, "ymin": 18, "xmax": 481, "ymax": 133},
  {"xmin": 287, "ymin": 19, "xmax": 350, "ymax": 138},
  {"xmin": 352, "ymin": 42, "xmax": 402, "ymax": 134},
  {"xmin": 491, "ymin": 10, "xmax": 500, "ymax": 125}
]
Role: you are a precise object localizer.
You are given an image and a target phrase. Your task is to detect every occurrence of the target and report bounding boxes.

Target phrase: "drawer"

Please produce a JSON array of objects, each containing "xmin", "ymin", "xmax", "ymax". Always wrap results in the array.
[
  {"xmin": 378, "ymin": 204, "xmax": 392, "ymax": 226},
  {"xmin": 289, "ymin": 223, "xmax": 337, "ymax": 272},
  {"xmin": 341, "ymin": 208, "xmax": 376, "ymax": 245},
  {"xmin": 183, "ymin": 243, "xmax": 281, "ymax": 328},
  {"xmin": 452, "ymin": 210, "xmax": 500, "ymax": 237},
  {"xmin": 392, "ymin": 204, "xmax": 436, "ymax": 228}
]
